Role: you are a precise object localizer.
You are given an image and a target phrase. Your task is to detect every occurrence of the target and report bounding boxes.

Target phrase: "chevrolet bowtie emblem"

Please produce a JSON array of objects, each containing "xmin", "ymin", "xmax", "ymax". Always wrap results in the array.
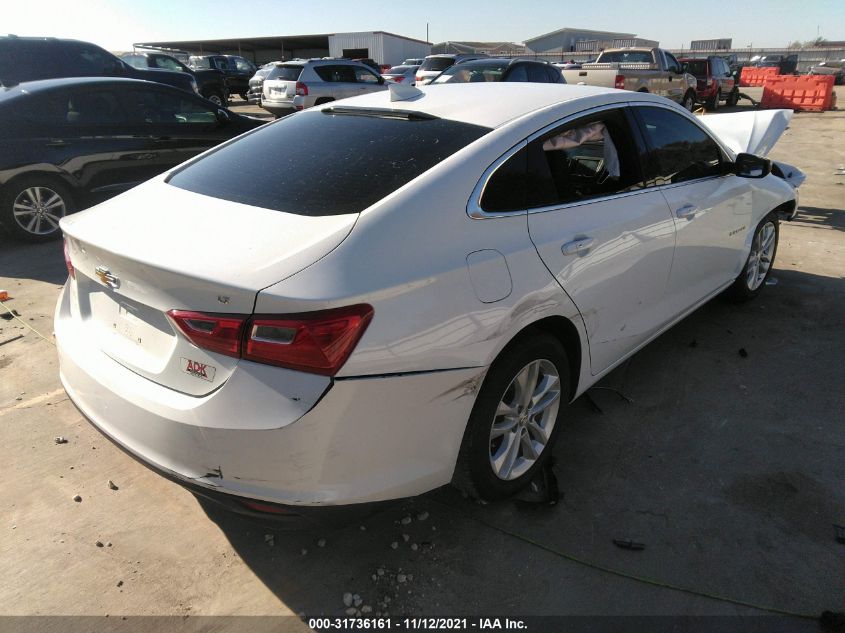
[{"xmin": 94, "ymin": 266, "xmax": 120, "ymax": 289}]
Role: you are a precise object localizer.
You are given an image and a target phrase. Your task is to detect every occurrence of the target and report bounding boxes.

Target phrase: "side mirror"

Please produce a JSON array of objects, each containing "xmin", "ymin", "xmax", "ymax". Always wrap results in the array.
[
  {"xmin": 216, "ymin": 109, "xmax": 230, "ymax": 124},
  {"xmin": 734, "ymin": 153, "xmax": 771, "ymax": 178}
]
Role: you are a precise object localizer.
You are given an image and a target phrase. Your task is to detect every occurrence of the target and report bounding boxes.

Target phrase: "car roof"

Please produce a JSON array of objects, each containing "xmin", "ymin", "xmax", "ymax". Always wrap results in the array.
[
  {"xmin": 317, "ymin": 83, "xmax": 650, "ymax": 129},
  {"xmin": 0, "ymin": 77, "xmax": 177, "ymax": 101}
]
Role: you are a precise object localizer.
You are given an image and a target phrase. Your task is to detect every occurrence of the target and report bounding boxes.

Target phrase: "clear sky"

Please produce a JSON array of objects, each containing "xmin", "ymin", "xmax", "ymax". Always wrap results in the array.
[{"xmin": 4, "ymin": 0, "xmax": 844, "ymax": 52}]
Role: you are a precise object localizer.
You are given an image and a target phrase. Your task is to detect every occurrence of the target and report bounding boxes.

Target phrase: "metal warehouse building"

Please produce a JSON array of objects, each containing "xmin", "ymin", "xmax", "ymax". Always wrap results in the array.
[
  {"xmin": 134, "ymin": 31, "xmax": 431, "ymax": 67},
  {"xmin": 524, "ymin": 27, "xmax": 655, "ymax": 55}
]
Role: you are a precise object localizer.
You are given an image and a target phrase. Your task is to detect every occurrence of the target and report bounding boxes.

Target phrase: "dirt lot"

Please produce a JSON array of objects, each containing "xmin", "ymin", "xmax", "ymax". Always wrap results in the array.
[{"xmin": 1, "ymin": 89, "xmax": 844, "ymax": 626}]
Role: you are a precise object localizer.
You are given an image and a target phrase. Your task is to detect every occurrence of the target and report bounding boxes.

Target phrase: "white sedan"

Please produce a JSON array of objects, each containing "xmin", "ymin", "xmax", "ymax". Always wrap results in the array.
[{"xmin": 56, "ymin": 83, "xmax": 800, "ymax": 522}]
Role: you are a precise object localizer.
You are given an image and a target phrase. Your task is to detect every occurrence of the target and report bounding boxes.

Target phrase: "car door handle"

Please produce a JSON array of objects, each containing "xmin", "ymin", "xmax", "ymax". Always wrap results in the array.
[
  {"xmin": 561, "ymin": 237, "xmax": 595, "ymax": 255},
  {"xmin": 676, "ymin": 204, "xmax": 698, "ymax": 220}
]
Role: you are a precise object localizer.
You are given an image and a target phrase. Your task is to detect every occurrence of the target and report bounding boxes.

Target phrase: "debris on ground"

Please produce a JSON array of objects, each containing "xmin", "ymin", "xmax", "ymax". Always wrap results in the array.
[
  {"xmin": 402, "ymin": 533, "xmax": 410, "ymax": 542},
  {"xmin": 345, "ymin": 607, "xmax": 357, "ymax": 616},
  {"xmin": 400, "ymin": 516, "xmax": 412, "ymax": 525},
  {"xmin": 54, "ymin": 437, "xmax": 68, "ymax": 445},
  {"xmin": 117, "ymin": 580, "xmax": 123, "ymax": 588},
  {"xmin": 0, "ymin": 309, "xmax": 20, "ymax": 321},
  {"xmin": 739, "ymin": 348, "xmax": 749, "ymax": 358},
  {"xmin": 515, "ymin": 457, "xmax": 560, "ymax": 505},
  {"xmin": 416, "ymin": 511, "xmax": 429, "ymax": 521},
  {"xmin": 264, "ymin": 534, "xmax": 274, "ymax": 547},
  {"xmin": 342, "ymin": 592, "xmax": 353, "ymax": 607},
  {"xmin": 361, "ymin": 605, "xmax": 372, "ymax": 614},
  {"xmin": 95, "ymin": 541, "xmax": 104, "ymax": 548},
  {"xmin": 353, "ymin": 594, "xmax": 362, "ymax": 607},
  {"xmin": 72, "ymin": 494, "xmax": 82, "ymax": 503},
  {"xmin": 390, "ymin": 541, "xmax": 399, "ymax": 550},
  {"xmin": 834, "ymin": 524, "xmax": 845, "ymax": 544},
  {"xmin": 107, "ymin": 480, "xmax": 118, "ymax": 490},
  {"xmin": 0, "ymin": 290, "xmax": 9, "ymax": 301},
  {"xmin": 317, "ymin": 538, "xmax": 326, "ymax": 548},
  {"xmin": 410, "ymin": 543, "xmax": 419, "ymax": 551},
  {"xmin": 397, "ymin": 574, "xmax": 407, "ymax": 583},
  {"xmin": 377, "ymin": 567, "xmax": 385, "ymax": 576},
  {"xmin": 613, "ymin": 538, "xmax": 646, "ymax": 551}
]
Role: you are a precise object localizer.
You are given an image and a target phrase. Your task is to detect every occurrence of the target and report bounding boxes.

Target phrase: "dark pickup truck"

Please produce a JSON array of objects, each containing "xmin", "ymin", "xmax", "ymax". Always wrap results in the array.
[
  {"xmin": 120, "ymin": 51, "xmax": 228, "ymax": 106},
  {"xmin": 189, "ymin": 55, "xmax": 256, "ymax": 100},
  {"xmin": 0, "ymin": 36, "xmax": 198, "ymax": 96}
]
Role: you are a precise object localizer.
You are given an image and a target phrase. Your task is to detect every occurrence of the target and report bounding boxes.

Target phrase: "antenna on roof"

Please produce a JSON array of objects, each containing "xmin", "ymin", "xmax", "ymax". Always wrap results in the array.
[{"xmin": 389, "ymin": 82, "xmax": 424, "ymax": 102}]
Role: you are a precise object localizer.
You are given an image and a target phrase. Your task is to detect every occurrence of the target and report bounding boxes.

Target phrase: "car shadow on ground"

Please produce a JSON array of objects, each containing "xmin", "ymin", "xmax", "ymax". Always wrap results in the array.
[
  {"xmin": 197, "ymin": 268, "xmax": 844, "ymax": 622},
  {"xmin": 0, "ymin": 235, "xmax": 66, "ymax": 286},
  {"xmin": 792, "ymin": 206, "xmax": 845, "ymax": 232}
]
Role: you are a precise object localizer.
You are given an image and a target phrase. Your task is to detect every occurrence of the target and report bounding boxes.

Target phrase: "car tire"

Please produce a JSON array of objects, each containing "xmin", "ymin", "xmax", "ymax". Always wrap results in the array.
[
  {"xmin": 681, "ymin": 90, "xmax": 696, "ymax": 111},
  {"xmin": 707, "ymin": 89, "xmax": 720, "ymax": 111},
  {"xmin": 0, "ymin": 176, "xmax": 74, "ymax": 243},
  {"xmin": 314, "ymin": 98, "xmax": 335, "ymax": 106},
  {"xmin": 726, "ymin": 89, "xmax": 740, "ymax": 107},
  {"xmin": 453, "ymin": 333, "xmax": 570, "ymax": 501},
  {"xmin": 239, "ymin": 93, "xmax": 248, "ymax": 101},
  {"xmin": 206, "ymin": 91, "xmax": 225, "ymax": 107},
  {"xmin": 725, "ymin": 212, "xmax": 780, "ymax": 302}
]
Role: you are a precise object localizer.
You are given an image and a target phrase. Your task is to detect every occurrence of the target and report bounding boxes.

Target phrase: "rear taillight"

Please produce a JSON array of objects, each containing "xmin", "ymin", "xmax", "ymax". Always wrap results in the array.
[
  {"xmin": 393, "ymin": 76, "xmax": 404, "ymax": 83},
  {"xmin": 614, "ymin": 74, "xmax": 625, "ymax": 90},
  {"xmin": 63, "ymin": 238, "xmax": 75, "ymax": 279},
  {"xmin": 415, "ymin": 75, "xmax": 423, "ymax": 83},
  {"xmin": 295, "ymin": 81, "xmax": 308, "ymax": 96},
  {"xmin": 166, "ymin": 310, "xmax": 246, "ymax": 358},
  {"xmin": 245, "ymin": 304, "xmax": 373, "ymax": 376},
  {"xmin": 166, "ymin": 304, "xmax": 373, "ymax": 376}
]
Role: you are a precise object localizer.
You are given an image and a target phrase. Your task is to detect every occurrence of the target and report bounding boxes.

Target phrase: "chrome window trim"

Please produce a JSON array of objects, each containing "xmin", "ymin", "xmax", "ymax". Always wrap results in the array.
[{"xmin": 466, "ymin": 100, "xmax": 736, "ymax": 221}]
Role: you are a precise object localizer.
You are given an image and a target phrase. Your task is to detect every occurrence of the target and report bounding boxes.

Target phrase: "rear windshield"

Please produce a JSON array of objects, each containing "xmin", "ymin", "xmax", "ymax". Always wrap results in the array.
[
  {"xmin": 596, "ymin": 51, "xmax": 654, "ymax": 64},
  {"xmin": 268, "ymin": 65, "xmax": 302, "ymax": 81},
  {"xmin": 385, "ymin": 65, "xmax": 414, "ymax": 74},
  {"xmin": 683, "ymin": 60, "xmax": 708, "ymax": 76},
  {"xmin": 168, "ymin": 110, "xmax": 490, "ymax": 216},
  {"xmin": 432, "ymin": 61, "xmax": 508, "ymax": 84},
  {"xmin": 420, "ymin": 57, "xmax": 455, "ymax": 72}
]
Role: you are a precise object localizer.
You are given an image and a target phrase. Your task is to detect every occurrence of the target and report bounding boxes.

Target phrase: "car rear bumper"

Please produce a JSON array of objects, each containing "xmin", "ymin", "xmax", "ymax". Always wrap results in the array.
[
  {"xmin": 55, "ymin": 283, "xmax": 483, "ymax": 510},
  {"xmin": 261, "ymin": 96, "xmax": 297, "ymax": 115}
]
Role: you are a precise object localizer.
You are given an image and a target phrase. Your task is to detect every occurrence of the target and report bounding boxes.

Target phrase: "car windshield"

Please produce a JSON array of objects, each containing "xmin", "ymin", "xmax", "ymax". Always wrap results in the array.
[
  {"xmin": 168, "ymin": 110, "xmax": 491, "ymax": 216},
  {"xmin": 420, "ymin": 57, "xmax": 455, "ymax": 72},
  {"xmin": 267, "ymin": 65, "xmax": 302, "ymax": 81},
  {"xmin": 683, "ymin": 60, "xmax": 708, "ymax": 77},
  {"xmin": 431, "ymin": 61, "xmax": 508, "ymax": 84},
  {"xmin": 385, "ymin": 65, "xmax": 414, "ymax": 74},
  {"xmin": 597, "ymin": 51, "xmax": 654, "ymax": 64}
]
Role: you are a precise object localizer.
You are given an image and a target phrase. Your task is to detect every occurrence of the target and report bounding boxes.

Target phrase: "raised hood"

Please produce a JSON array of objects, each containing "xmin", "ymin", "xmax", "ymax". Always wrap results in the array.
[{"xmin": 698, "ymin": 109, "xmax": 792, "ymax": 157}]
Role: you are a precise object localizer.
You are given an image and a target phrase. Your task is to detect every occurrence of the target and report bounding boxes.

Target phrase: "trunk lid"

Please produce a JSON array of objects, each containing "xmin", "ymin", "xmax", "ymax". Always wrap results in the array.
[{"xmin": 61, "ymin": 178, "xmax": 357, "ymax": 395}]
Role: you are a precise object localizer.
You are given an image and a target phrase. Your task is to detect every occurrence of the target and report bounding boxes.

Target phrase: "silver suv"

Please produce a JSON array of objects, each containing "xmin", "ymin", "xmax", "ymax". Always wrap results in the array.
[
  {"xmin": 415, "ymin": 53, "xmax": 490, "ymax": 85},
  {"xmin": 261, "ymin": 59, "xmax": 388, "ymax": 117}
]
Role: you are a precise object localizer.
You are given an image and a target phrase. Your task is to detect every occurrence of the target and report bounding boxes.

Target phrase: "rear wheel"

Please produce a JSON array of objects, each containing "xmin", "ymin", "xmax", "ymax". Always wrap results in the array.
[
  {"xmin": 726, "ymin": 212, "xmax": 779, "ymax": 302},
  {"xmin": 706, "ymin": 89, "xmax": 721, "ymax": 110},
  {"xmin": 454, "ymin": 333, "xmax": 570, "ymax": 500},
  {"xmin": 726, "ymin": 88, "xmax": 740, "ymax": 107},
  {"xmin": 0, "ymin": 176, "xmax": 73, "ymax": 242},
  {"xmin": 206, "ymin": 91, "xmax": 224, "ymax": 107},
  {"xmin": 681, "ymin": 90, "xmax": 696, "ymax": 111}
]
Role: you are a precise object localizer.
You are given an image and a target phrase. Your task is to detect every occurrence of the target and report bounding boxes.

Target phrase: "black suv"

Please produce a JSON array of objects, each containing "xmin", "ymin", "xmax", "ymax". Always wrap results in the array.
[
  {"xmin": 120, "ymin": 52, "xmax": 228, "ymax": 106},
  {"xmin": 0, "ymin": 36, "xmax": 198, "ymax": 95},
  {"xmin": 188, "ymin": 55, "xmax": 256, "ymax": 100}
]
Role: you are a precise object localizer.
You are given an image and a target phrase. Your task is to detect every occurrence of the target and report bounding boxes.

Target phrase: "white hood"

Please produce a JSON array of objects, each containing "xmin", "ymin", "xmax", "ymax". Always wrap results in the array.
[
  {"xmin": 698, "ymin": 109, "xmax": 804, "ymax": 189},
  {"xmin": 697, "ymin": 109, "xmax": 792, "ymax": 157}
]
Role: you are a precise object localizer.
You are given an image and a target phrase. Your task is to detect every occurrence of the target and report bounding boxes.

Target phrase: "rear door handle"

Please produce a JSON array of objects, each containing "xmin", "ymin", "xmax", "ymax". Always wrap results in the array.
[
  {"xmin": 676, "ymin": 204, "xmax": 698, "ymax": 220},
  {"xmin": 561, "ymin": 237, "xmax": 595, "ymax": 255}
]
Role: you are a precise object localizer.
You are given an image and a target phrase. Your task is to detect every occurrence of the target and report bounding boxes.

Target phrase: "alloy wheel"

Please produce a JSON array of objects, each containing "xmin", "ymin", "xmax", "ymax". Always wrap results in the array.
[
  {"xmin": 12, "ymin": 186, "xmax": 66, "ymax": 236},
  {"xmin": 488, "ymin": 359, "xmax": 561, "ymax": 481},
  {"xmin": 746, "ymin": 221, "xmax": 777, "ymax": 290}
]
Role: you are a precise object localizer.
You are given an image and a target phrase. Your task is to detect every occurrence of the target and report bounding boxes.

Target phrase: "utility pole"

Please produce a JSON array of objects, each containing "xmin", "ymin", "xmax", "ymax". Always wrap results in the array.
[{"xmin": 426, "ymin": 22, "xmax": 429, "ymax": 43}]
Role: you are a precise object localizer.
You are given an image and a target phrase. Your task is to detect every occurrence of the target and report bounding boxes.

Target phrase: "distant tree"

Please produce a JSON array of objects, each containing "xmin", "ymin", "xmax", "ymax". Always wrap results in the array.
[
  {"xmin": 805, "ymin": 37, "xmax": 828, "ymax": 47},
  {"xmin": 787, "ymin": 40, "xmax": 803, "ymax": 49}
]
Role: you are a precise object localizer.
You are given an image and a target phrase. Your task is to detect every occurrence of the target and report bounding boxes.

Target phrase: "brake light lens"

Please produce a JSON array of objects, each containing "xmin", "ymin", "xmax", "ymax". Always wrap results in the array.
[
  {"xmin": 166, "ymin": 310, "xmax": 247, "ymax": 358},
  {"xmin": 245, "ymin": 304, "xmax": 373, "ymax": 376},
  {"xmin": 295, "ymin": 81, "xmax": 308, "ymax": 96},
  {"xmin": 392, "ymin": 76, "xmax": 404, "ymax": 83},
  {"xmin": 614, "ymin": 74, "xmax": 625, "ymax": 90},
  {"xmin": 63, "ymin": 238, "xmax": 75, "ymax": 279},
  {"xmin": 415, "ymin": 75, "xmax": 423, "ymax": 83},
  {"xmin": 166, "ymin": 304, "xmax": 373, "ymax": 376}
]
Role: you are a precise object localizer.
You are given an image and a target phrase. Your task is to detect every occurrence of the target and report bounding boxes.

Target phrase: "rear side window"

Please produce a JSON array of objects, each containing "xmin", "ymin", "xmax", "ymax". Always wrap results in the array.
[
  {"xmin": 168, "ymin": 111, "xmax": 490, "ymax": 216},
  {"xmin": 269, "ymin": 65, "xmax": 303, "ymax": 81},
  {"xmin": 122, "ymin": 89, "xmax": 216, "ymax": 124},
  {"xmin": 683, "ymin": 60, "xmax": 708, "ymax": 76},
  {"xmin": 527, "ymin": 64, "xmax": 549, "ymax": 82},
  {"xmin": 634, "ymin": 106, "xmax": 725, "ymax": 185},
  {"xmin": 314, "ymin": 65, "xmax": 356, "ymax": 82},
  {"xmin": 420, "ymin": 57, "xmax": 454, "ymax": 72}
]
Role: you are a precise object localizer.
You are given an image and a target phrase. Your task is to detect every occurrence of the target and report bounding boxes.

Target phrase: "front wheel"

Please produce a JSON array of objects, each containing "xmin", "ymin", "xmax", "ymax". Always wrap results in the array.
[
  {"xmin": 454, "ymin": 333, "xmax": 570, "ymax": 500},
  {"xmin": 706, "ymin": 89, "xmax": 721, "ymax": 111},
  {"xmin": 0, "ymin": 177, "xmax": 74, "ymax": 242},
  {"xmin": 726, "ymin": 213, "xmax": 779, "ymax": 302},
  {"xmin": 681, "ymin": 90, "xmax": 696, "ymax": 111},
  {"xmin": 726, "ymin": 88, "xmax": 740, "ymax": 107},
  {"xmin": 206, "ymin": 91, "xmax": 224, "ymax": 107}
]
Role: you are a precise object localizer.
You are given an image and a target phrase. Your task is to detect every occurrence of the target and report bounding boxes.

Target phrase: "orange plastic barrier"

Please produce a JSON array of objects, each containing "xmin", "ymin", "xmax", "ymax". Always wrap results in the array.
[
  {"xmin": 739, "ymin": 66, "xmax": 780, "ymax": 87},
  {"xmin": 761, "ymin": 75, "xmax": 836, "ymax": 112}
]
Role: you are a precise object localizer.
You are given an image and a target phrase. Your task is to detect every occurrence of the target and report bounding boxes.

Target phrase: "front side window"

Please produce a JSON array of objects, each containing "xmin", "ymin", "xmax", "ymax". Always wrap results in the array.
[
  {"xmin": 122, "ymin": 89, "xmax": 216, "ymax": 124},
  {"xmin": 432, "ymin": 61, "xmax": 507, "ymax": 84},
  {"xmin": 419, "ymin": 57, "xmax": 455, "ymax": 72},
  {"xmin": 665, "ymin": 53, "xmax": 682, "ymax": 74},
  {"xmin": 168, "ymin": 111, "xmax": 490, "ymax": 216},
  {"xmin": 66, "ymin": 90, "xmax": 126, "ymax": 125},
  {"xmin": 634, "ymin": 106, "xmax": 725, "ymax": 185}
]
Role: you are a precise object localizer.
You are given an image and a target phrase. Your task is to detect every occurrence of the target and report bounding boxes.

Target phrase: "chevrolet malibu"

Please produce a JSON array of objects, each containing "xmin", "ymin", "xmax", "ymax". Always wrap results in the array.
[{"xmin": 56, "ymin": 83, "xmax": 800, "ymax": 523}]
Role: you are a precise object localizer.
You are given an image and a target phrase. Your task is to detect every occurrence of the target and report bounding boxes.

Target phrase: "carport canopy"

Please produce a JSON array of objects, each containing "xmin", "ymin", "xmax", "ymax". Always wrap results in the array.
[{"xmin": 133, "ymin": 34, "xmax": 332, "ymax": 64}]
